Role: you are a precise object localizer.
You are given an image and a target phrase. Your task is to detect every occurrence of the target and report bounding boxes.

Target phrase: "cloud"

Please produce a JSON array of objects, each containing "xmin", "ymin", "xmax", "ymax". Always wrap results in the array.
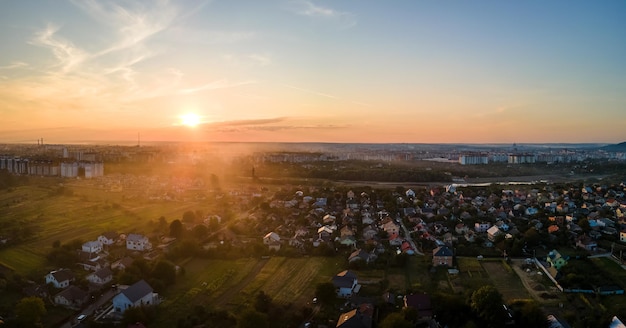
[
  {"xmin": 70, "ymin": 0, "xmax": 178, "ymax": 57},
  {"xmin": 281, "ymin": 83, "xmax": 372, "ymax": 107},
  {"xmin": 0, "ymin": 61, "xmax": 29, "ymax": 70},
  {"xmin": 29, "ymin": 24, "xmax": 88, "ymax": 73},
  {"xmin": 196, "ymin": 117, "xmax": 345, "ymax": 133},
  {"xmin": 179, "ymin": 79, "xmax": 257, "ymax": 94},
  {"xmin": 289, "ymin": 0, "xmax": 356, "ymax": 28}
]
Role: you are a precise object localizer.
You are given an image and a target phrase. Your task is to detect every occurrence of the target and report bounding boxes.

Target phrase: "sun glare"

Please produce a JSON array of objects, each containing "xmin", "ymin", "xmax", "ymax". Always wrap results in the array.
[{"xmin": 180, "ymin": 113, "xmax": 201, "ymax": 127}]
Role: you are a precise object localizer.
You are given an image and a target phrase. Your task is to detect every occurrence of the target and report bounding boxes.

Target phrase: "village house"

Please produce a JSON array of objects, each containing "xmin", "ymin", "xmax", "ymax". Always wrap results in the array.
[
  {"xmin": 403, "ymin": 294, "xmax": 433, "ymax": 321},
  {"xmin": 98, "ymin": 231, "xmax": 119, "ymax": 246},
  {"xmin": 336, "ymin": 303, "xmax": 374, "ymax": 328},
  {"xmin": 113, "ymin": 280, "xmax": 158, "ymax": 313},
  {"xmin": 126, "ymin": 234, "xmax": 152, "ymax": 251},
  {"xmin": 111, "ymin": 256, "xmax": 134, "ymax": 271},
  {"xmin": 348, "ymin": 249, "xmax": 376, "ymax": 265},
  {"xmin": 332, "ymin": 270, "xmax": 360, "ymax": 298},
  {"xmin": 87, "ymin": 267, "xmax": 113, "ymax": 285},
  {"xmin": 547, "ymin": 249, "xmax": 568, "ymax": 270},
  {"xmin": 45, "ymin": 269, "xmax": 75, "ymax": 289},
  {"xmin": 82, "ymin": 240, "xmax": 103, "ymax": 254},
  {"xmin": 54, "ymin": 285, "xmax": 88, "ymax": 309},
  {"xmin": 432, "ymin": 245, "xmax": 454, "ymax": 267},
  {"xmin": 487, "ymin": 225, "xmax": 502, "ymax": 242}
]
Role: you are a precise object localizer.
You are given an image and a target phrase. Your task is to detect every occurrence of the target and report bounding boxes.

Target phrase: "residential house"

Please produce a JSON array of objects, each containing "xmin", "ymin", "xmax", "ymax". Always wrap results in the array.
[
  {"xmin": 54, "ymin": 285, "xmax": 88, "ymax": 309},
  {"xmin": 263, "ymin": 232, "xmax": 280, "ymax": 245},
  {"xmin": 45, "ymin": 269, "xmax": 75, "ymax": 289},
  {"xmin": 340, "ymin": 225, "xmax": 355, "ymax": 238},
  {"xmin": 361, "ymin": 212, "xmax": 374, "ymax": 225},
  {"xmin": 475, "ymin": 222, "xmax": 490, "ymax": 233},
  {"xmin": 546, "ymin": 250, "xmax": 568, "ymax": 270},
  {"xmin": 348, "ymin": 249, "xmax": 375, "ymax": 265},
  {"xmin": 318, "ymin": 225, "xmax": 334, "ymax": 240},
  {"xmin": 126, "ymin": 234, "xmax": 152, "ymax": 251},
  {"xmin": 575, "ymin": 235, "xmax": 597, "ymax": 251},
  {"xmin": 336, "ymin": 303, "xmax": 374, "ymax": 328},
  {"xmin": 87, "ymin": 267, "xmax": 113, "ymax": 285},
  {"xmin": 487, "ymin": 225, "xmax": 502, "ymax": 242},
  {"xmin": 111, "ymin": 256, "xmax": 134, "ymax": 271},
  {"xmin": 403, "ymin": 294, "xmax": 433, "ymax": 320},
  {"xmin": 381, "ymin": 218, "xmax": 399, "ymax": 235},
  {"xmin": 362, "ymin": 226, "xmax": 378, "ymax": 240},
  {"xmin": 455, "ymin": 223, "xmax": 468, "ymax": 235},
  {"xmin": 432, "ymin": 246, "xmax": 454, "ymax": 267},
  {"xmin": 332, "ymin": 270, "xmax": 360, "ymax": 298},
  {"xmin": 82, "ymin": 240, "xmax": 103, "ymax": 254},
  {"xmin": 339, "ymin": 235, "xmax": 357, "ymax": 248},
  {"xmin": 113, "ymin": 280, "xmax": 157, "ymax": 313},
  {"xmin": 98, "ymin": 231, "xmax": 119, "ymax": 246}
]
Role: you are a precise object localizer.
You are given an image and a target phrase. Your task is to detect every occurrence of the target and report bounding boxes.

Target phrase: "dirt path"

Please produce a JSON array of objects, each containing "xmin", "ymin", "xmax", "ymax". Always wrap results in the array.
[{"xmin": 214, "ymin": 257, "xmax": 269, "ymax": 308}]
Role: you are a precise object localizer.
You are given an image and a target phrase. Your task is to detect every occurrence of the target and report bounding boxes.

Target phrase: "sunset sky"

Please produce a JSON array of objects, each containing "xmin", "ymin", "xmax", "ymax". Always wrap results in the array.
[{"xmin": 1, "ymin": 1, "xmax": 625, "ymax": 144}]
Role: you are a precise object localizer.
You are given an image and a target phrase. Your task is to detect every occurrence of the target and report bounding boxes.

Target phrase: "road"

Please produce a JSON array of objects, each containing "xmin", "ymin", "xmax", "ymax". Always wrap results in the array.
[
  {"xmin": 57, "ymin": 288, "xmax": 118, "ymax": 328},
  {"xmin": 396, "ymin": 215, "xmax": 424, "ymax": 255}
]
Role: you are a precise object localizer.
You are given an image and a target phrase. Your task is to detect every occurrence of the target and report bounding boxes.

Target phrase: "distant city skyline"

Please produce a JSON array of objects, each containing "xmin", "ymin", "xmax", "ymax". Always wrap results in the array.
[{"xmin": 1, "ymin": 1, "xmax": 625, "ymax": 144}]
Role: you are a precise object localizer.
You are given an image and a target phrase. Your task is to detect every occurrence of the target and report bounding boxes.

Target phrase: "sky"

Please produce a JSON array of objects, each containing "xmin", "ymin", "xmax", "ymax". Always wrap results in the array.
[{"xmin": 0, "ymin": 0, "xmax": 625, "ymax": 144}]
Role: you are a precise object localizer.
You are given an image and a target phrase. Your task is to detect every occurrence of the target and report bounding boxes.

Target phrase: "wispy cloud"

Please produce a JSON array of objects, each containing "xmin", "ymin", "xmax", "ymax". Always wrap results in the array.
[
  {"xmin": 179, "ymin": 79, "xmax": 256, "ymax": 94},
  {"xmin": 281, "ymin": 83, "xmax": 371, "ymax": 107},
  {"xmin": 199, "ymin": 117, "xmax": 344, "ymax": 133},
  {"xmin": 0, "ymin": 61, "xmax": 29, "ymax": 70},
  {"xmin": 289, "ymin": 0, "xmax": 356, "ymax": 28},
  {"xmin": 29, "ymin": 24, "xmax": 88, "ymax": 73}
]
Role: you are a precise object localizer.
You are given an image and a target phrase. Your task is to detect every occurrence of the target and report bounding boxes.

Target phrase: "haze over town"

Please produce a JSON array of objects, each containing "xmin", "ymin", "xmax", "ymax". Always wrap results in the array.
[{"xmin": 1, "ymin": 0, "xmax": 626, "ymax": 144}]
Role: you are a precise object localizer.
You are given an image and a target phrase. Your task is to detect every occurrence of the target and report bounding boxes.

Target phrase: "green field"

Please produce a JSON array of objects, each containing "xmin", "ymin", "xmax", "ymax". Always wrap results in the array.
[
  {"xmin": 0, "ymin": 183, "xmax": 209, "ymax": 276},
  {"xmin": 153, "ymin": 256, "xmax": 339, "ymax": 328}
]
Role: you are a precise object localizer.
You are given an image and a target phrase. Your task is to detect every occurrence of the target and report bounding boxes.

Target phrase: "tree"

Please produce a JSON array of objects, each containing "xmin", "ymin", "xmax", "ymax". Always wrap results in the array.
[
  {"xmin": 470, "ymin": 285, "xmax": 507, "ymax": 327},
  {"xmin": 192, "ymin": 224, "xmax": 209, "ymax": 240},
  {"xmin": 182, "ymin": 211, "xmax": 197, "ymax": 224},
  {"xmin": 236, "ymin": 309, "xmax": 269, "ymax": 328},
  {"xmin": 315, "ymin": 282, "xmax": 336, "ymax": 304},
  {"xmin": 170, "ymin": 219, "xmax": 184, "ymax": 238},
  {"xmin": 512, "ymin": 300, "xmax": 549, "ymax": 328},
  {"xmin": 152, "ymin": 260, "xmax": 176, "ymax": 285},
  {"xmin": 15, "ymin": 296, "xmax": 46, "ymax": 327},
  {"xmin": 254, "ymin": 291, "xmax": 272, "ymax": 313},
  {"xmin": 378, "ymin": 312, "xmax": 412, "ymax": 328}
]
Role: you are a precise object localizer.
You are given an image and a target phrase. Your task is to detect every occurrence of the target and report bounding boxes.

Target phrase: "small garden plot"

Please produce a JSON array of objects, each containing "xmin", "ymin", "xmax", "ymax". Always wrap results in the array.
[
  {"xmin": 481, "ymin": 260, "xmax": 531, "ymax": 301},
  {"xmin": 559, "ymin": 258, "xmax": 622, "ymax": 291}
]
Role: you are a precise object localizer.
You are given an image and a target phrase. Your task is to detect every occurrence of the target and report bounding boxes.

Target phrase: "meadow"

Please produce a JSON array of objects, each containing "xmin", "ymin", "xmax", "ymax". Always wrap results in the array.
[{"xmin": 0, "ymin": 182, "xmax": 205, "ymax": 276}]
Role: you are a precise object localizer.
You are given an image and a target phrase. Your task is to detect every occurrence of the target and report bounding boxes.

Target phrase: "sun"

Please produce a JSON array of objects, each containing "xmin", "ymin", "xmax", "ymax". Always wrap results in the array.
[{"xmin": 180, "ymin": 113, "xmax": 201, "ymax": 127}]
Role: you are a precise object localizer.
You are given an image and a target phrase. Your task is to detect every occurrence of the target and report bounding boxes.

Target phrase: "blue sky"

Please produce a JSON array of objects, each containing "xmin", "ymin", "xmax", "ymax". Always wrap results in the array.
[{"xmin": 0, "ymin": 0, "xmax": 625, "ymax": 143}]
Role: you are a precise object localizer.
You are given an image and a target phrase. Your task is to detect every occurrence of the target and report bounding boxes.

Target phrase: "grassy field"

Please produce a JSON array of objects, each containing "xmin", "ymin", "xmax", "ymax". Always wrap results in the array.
[
  {"xmin": 0, "ymin": 183, "xmax": 207, "ymax": 276},
  {"xmin": 481, "ymin": 260, "xmax": 531, "ymax": 300}
]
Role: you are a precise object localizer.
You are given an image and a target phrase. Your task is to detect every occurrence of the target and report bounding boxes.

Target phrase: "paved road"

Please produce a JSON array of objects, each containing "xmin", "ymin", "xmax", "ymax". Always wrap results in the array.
[
  {"xmin": 396, "ymin": 215, "xmax": 424, "ymax": 255},
  {"xmin": 57, "ymin": 288, "xmax": 117, "ymax": 328}
]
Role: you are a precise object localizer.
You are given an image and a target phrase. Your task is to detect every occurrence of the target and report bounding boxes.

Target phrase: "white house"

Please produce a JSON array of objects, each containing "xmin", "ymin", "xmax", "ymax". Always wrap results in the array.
[
  {"xmin": 332, "ymin": 270, "xmax": 360, "ymax": 298},
  {"xmin": 45, "ymin": 269, "xmax": 75, "ymax": 289},
  {"xmin": 82, "ymin": 240, "xmax": 103, "ymax": 254},
  {"xmin": 54, "ymin": 285, "xmax": 88, "ymax": 309},
  {"xmin": 98, "ymin": 232, "xmax": 118, "ymax": 246},
  {"xmin": 113, "ymin": 280, "xmax": 157, "ymax": 313},
  {"xmin": 126, "ymin": 234, "xmax": 152, "ymax": 251},
  {"xmin": 263, "ymin": 232, "xmax": 280, "ymax": 245},
  {"xmin": 87, "ymin": 267, "xmax": 113, "ymax": 285}
]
